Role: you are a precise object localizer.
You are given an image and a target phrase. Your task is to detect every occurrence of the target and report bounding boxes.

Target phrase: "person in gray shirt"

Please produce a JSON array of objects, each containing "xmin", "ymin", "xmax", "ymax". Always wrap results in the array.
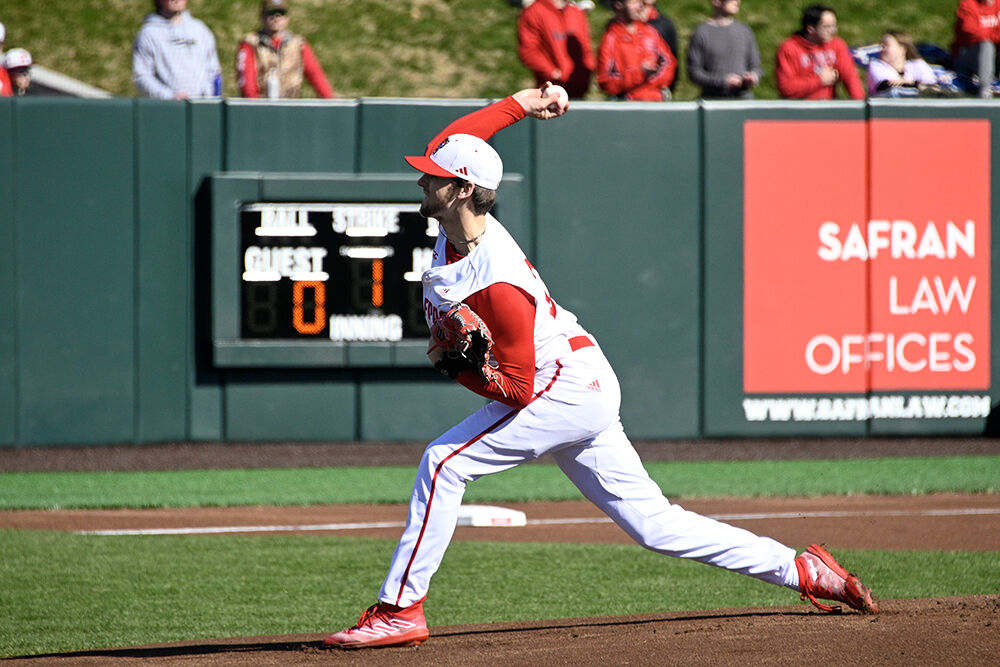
[
  {"xmin": 687, "ymin": 0, "xmax": 761, "ymax": 99},
  {"xmin": 133, "ymin": 0, "xmax": 221, "ymax": 99}
]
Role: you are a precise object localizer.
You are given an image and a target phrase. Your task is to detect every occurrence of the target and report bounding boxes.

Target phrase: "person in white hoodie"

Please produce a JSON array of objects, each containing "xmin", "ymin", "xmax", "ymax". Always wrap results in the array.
[{"xmin": 132, "ymin": 0, "xmax": 221, "ymax": 99}]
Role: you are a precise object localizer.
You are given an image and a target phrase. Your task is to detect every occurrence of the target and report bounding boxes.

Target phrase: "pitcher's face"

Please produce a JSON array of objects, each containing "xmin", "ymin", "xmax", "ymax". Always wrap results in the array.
[{"xmin": 417, "ymin": 173, "xmax": 459, "ymax": 220}]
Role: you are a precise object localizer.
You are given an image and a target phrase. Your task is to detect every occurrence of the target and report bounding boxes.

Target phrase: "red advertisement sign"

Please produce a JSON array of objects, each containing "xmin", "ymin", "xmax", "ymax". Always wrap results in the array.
[{"xmin": 744, "ymin": 119, "xmax": 990, "ymax": 393}]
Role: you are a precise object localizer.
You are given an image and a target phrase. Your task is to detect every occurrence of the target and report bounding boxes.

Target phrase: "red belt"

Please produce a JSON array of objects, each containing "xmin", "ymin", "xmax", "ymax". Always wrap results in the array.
[{"xmin": 569, "ymin": 335, "xmax": 594, "ymax": 352}]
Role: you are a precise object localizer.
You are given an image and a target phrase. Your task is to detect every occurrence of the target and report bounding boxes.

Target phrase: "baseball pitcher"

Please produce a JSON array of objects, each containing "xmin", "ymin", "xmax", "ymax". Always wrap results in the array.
[{"xmin": 324, "ymin": 84, "xmax": 878, "ymax": 650}]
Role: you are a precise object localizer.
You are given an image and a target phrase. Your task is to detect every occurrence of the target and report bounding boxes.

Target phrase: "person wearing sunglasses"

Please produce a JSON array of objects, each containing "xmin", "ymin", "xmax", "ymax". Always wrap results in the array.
[{"xmin": 236, "ymin": 0, "xmax": 336, "ymax": 99}]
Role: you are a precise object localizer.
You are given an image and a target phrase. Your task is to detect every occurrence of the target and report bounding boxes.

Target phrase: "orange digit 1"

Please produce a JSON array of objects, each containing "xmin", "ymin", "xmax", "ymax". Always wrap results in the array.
[
  {"xmin": 292, "ymin": 281, "xmax": 326, "ymax": 335},
  {"xmin": 372, "ymin": 259, "xmax": 384, "ymax": 308}
]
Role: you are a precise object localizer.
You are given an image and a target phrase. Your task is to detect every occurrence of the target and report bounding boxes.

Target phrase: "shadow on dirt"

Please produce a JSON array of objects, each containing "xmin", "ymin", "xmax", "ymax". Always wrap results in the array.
[
  {"xmin": 14, "ymin": 609, "xmax": 812, "ymax": 661},
  {"xmin": 10, "ymin": 640, "xmax": 325, "ymax": 661},
  {"xmin": 434, "ymin": 607, "xmax": 812, "ymax": 640}
]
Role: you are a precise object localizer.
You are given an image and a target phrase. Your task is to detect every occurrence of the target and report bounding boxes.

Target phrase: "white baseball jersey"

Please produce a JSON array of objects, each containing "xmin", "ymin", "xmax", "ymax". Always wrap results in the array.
[{"xmin": 421, "ymin": 214, "xmax": 589, "ymax": 372}]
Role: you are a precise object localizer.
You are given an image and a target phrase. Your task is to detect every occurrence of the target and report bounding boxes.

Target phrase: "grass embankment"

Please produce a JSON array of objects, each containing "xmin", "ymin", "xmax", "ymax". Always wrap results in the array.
[{"xmin": 2, "ymin": 0, "xmax": 956, "ymax": 101}]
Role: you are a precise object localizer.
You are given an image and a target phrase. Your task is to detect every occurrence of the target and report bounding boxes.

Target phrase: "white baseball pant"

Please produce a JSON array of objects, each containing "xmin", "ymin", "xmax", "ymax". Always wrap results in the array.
[{"xmin": 379, "ymin": 342, "xmax": 799, "ymax": 607}]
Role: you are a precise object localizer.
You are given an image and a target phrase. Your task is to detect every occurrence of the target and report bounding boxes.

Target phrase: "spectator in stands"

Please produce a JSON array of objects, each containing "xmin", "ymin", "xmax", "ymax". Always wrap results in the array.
[
  {"xmin": 517, "ymin": 0, "xmax": 596, "ymax": 99},
  {"xmin": 642, "ymin": 1, "xmax": 679, "ymax": 92},
  {"xmin": 511, "ymin": 0, "xmax": 597, "ymax": 7},
  {"xmin": 775, "ymin": 4, "xmax": 864, "ymax": 100},
  {"xmin": 867, "ymin": 30, "xmax": 938, "ymax": 97},
  {"xmin": 687, "ymin": 0, "xmax": 761, "ymax": 99},
  {"xmin": 597, "ymin": 0, "xmax": 676, "ymax": 101},
  {"xmin": 4, "ymin": 47, "xmax": 32, "ymax": 97},
  {"xmin": 236, "ymin": 0, "xmax": 335, "ymax": 99},
  {"xmin": 133, "ymin": 0, "xmax": 221, "ymax": 99},
  {"xmin": 951, "ymin": 0, "xmax": 1000, "ymax": 98},
  {"xmin": 0, "ymin": 22, "xmax": 10, "ymax": 98}
]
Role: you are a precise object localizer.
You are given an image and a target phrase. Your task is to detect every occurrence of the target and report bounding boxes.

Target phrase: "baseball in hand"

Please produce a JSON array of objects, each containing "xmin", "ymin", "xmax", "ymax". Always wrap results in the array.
[{"xmin": 541, "ymin": 83, "xmax": 569, "ymax": 113}]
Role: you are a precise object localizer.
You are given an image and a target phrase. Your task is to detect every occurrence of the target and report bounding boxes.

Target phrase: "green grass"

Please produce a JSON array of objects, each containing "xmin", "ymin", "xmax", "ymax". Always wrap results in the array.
[
  {"xmin": 1, "ymin": 530, "xmax": 996, "ymax": 658},
  {"xmin": 2, "ymin": 456, "xmax": 998, "ymax": 509},
  {"xmin": 1, "ymin": 0, "xmax": 958, "ymax": 101}
]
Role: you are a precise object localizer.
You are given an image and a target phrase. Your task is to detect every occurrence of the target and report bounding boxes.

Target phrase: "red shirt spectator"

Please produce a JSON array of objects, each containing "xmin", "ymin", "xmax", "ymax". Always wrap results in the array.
[
  {"xmin": 517, "ymin": 0, "xmax": 596, "ymax": 98},
  {"xmin": 952, "ymin": 0, "xmax": 1000, "ymax": 57},
  {"xmin": 597, "ymin": 15, "xmax": 676, "ymax": 101},
  {"xmin": 0, "ymin": 20, "xmax": 12, "ymax": 97},
  {"xmin": 775, "ymin": 6, "xmax": 863, "ymax": 100}
]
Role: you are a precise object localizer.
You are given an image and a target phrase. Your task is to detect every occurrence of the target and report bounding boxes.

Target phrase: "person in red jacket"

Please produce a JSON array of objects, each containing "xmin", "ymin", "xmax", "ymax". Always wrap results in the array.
[
  {"xmin": 951, "ymin": 0, "xmax": 1000, "ymax": 98},
  {"xmin": 775, "ymin": 4, "xmax": 863, "ymax": 100},
  {"xmin": 0, "ymin": 22, "xmax": 11, "ymax": 98},
  {"xmin": 517, "ymin": 0, "xmax": 596, "ymax": 98},
  {"xmin": 597, "ymin": 0, "xmax": 676, "ymax": 101},
  {"xmin": 236, "ymin": 0, "xmax": 335, "ymax": 99}
]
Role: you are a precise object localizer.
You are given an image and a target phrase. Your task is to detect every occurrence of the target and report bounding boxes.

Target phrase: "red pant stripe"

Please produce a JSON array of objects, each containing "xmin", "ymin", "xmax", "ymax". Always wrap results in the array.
[
  {"xmin": 392, "ymin": 409, "xmax": 515, "ymax": 605},
  {"xmin": 393, "ymin": 362, "xmax": 564, "ymax": 605}
]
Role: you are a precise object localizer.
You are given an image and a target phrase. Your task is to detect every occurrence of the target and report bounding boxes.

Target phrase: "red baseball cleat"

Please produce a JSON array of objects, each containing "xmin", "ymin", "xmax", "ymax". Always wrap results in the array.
[
  {"xmin": 795, "ymin": 543, "xmax": 880, "ymax": 614},
  {"xmin": 323, "ymin": 599, "xmax": 429, "ymax": 649}
]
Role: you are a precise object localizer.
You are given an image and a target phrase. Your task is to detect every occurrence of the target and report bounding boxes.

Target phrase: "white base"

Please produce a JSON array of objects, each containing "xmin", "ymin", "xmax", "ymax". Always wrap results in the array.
[{"xmin": 456, "ymin": 504, "xmax": 527, "ymax": 527}]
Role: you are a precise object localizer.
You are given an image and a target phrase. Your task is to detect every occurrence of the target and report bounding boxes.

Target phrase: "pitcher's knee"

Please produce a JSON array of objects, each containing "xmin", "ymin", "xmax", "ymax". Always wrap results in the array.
[
  {"xmin": 420, "ymin": 443, "xmax": 451, "ymax": 469},
  {"xmin": 418, "ymin": 443, "xmax": 471, "ymax": 484}
]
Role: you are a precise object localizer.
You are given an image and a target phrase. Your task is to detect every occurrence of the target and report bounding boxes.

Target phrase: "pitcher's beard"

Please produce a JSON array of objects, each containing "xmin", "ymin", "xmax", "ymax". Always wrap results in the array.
[{"xmin": 419, "ymin": 199, "xmax": 449, "ymax": 220}]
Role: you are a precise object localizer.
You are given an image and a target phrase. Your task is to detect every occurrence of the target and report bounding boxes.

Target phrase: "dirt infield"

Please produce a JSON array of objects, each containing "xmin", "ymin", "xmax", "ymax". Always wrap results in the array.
[
  {"xmin": 4, "ymin": 439, "xmax": 1000, "ymax": 665},
  {"xmin": 8, "ymin": 597, "xmax": 997, "ymax": 666}
]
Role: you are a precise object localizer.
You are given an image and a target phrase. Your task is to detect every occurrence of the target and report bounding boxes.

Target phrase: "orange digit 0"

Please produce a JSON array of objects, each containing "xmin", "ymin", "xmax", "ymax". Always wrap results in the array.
[{"xmin": 293, "ymin": 281, "xmax": 326, "ymax": 335}]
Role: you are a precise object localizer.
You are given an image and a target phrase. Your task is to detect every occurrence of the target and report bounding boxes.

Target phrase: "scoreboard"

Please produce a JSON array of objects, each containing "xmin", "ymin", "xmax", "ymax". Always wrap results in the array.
[
  {"xmin": 210, "ymin": 173, "xmax": 526, "ymax": 368},
  {"xmin": 239, "ymin": 202, "xmax": 435, "ymax": 342}
]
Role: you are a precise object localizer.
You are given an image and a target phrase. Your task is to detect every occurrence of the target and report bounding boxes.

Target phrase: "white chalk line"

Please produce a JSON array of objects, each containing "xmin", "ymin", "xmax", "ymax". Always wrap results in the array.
[{"xmin": 76, "ymin": 507, "xmax": 1000, "ymax": 536}]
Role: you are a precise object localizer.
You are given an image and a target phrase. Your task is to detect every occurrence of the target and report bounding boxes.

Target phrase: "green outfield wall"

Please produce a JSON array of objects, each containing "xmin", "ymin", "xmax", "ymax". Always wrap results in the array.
[{"xmin": 0, "ymin": 97, "xmax": 996, "ymax": 446}]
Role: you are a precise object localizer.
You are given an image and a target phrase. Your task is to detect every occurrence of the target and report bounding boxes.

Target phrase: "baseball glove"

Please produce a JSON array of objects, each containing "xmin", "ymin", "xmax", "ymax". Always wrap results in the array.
[{"xmin": 430, "ymin": 303, "xmax": 504, "ymax": 393}]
